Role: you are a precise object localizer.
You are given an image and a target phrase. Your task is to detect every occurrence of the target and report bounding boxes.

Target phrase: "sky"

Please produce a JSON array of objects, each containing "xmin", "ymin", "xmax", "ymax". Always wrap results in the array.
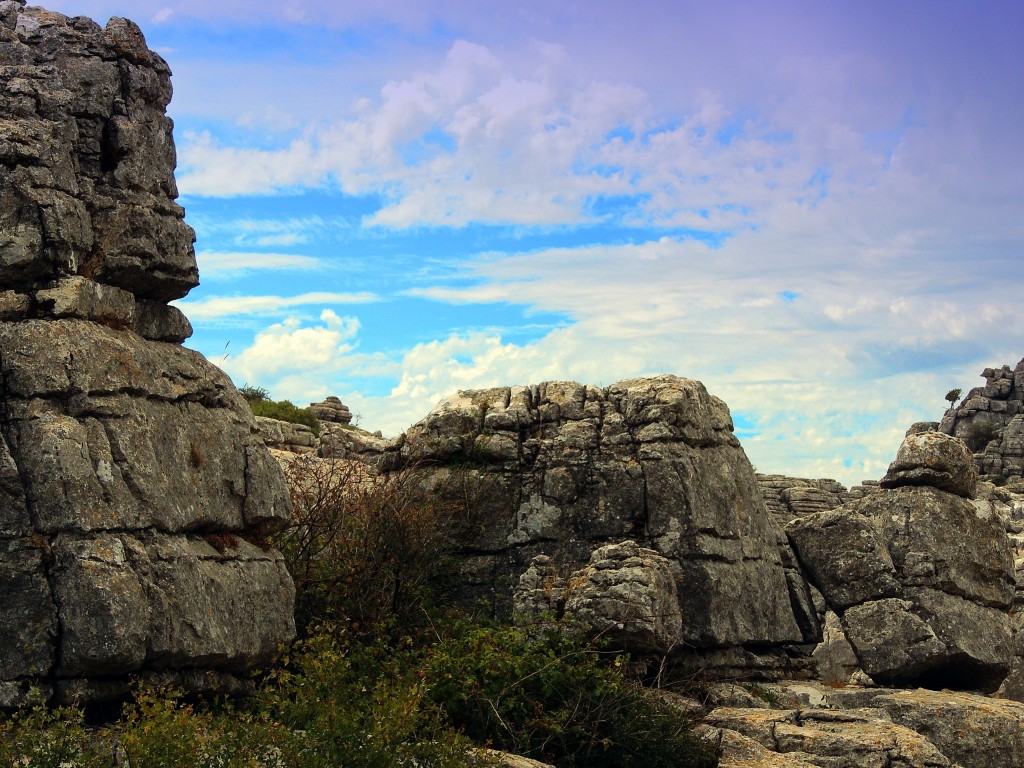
[{"xmin": 46, "ymin": 0, "xmax": 1024, "ymax": 486}]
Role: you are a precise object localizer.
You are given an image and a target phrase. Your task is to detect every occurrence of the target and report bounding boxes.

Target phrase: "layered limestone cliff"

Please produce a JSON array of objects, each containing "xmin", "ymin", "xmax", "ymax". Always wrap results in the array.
[
  {"xmin": 940, "ymin": 359, "xmax": 1024, "ymax": 483},
  {"xmin": 346, "ymin": 376, "xmax": 823, "ymax": 676},
  {"xmin": 0, "ymin": 1, "xmax": 294, "ymax": 707}
]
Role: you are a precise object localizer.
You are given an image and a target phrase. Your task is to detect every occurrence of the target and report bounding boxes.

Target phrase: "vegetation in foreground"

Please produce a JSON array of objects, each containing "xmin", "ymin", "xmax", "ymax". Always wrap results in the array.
[{"xmin": 0, "ymin": 450, "xmax": 719, "ymax": 768}]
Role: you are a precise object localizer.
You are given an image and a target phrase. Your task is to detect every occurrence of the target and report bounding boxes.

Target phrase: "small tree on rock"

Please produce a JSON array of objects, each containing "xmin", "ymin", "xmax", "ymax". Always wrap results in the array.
[{"xmin": 945, "ymin": 388, "xmax": 962, "ymax": 410}]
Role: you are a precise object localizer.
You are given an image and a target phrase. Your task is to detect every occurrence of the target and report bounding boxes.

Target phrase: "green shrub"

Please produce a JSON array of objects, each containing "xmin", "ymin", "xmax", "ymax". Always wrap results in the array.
[
  {"xmin": 251, "ymin": 398, "xmax": 321, "ymax": 436},
  {"xmin": 239, "ymin": 384, "xmax": 270, "ymax": 404},
  {"xmin": 0, "ymin": 705, "xmax": 104, "ymax": 767},
  {"xmin": 259, "ymin": 625, "xmax": 474, "ymax": 768},
  {"xmin": 425, "ymin": 620, "xmax": 719, "ymax": 768}
]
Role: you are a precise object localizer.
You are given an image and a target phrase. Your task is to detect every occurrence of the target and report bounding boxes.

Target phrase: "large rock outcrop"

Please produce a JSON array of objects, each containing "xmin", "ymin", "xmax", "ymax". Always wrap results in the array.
[
  {"xmin": 384, "ymin": 376, "xmax": 821, "ymax": 673},
  {"xmin": 940, "ymin": 359, "xmax": 1024, "ymax": 483},
  {"xmin": 787, "ymin": 431, "xmax": 1015, "ymax": 691},
  {"xmin": 0, "ymin": 1, "xmax": 294, "ymax": 707}
]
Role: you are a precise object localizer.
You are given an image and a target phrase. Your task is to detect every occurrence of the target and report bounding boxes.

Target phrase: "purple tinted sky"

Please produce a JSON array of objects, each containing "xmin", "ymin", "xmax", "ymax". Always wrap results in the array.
[{"xmin": 40, "ymin": 0, "xmax": 1024, "ymax": 484}]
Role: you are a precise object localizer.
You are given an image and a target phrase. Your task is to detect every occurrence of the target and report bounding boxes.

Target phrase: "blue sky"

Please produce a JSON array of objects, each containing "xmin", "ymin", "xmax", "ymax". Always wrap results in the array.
[{"xmin": 48, "ymin": 0, "xmax": 1024, "ymax": 485}]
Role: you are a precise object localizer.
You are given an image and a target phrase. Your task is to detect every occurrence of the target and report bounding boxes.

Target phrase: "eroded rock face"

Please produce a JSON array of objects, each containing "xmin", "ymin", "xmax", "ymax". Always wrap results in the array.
[
  {"xmin": 941, "ymin": 359, "xmax": 1024, "ymax": 482},
  {"xmin": 880, "ymin": 431, "xmax": 978, "ymax": 498},
  {"xmin": 0, "ymin": 2, "xmax": 294, "ymax": 707},
  {"xmin": 0, "ymin": 1, "xmax": 197, "ymax": 303},
  {"xmin": 395, "ymin": 376, "xmax": 820, "ymax": 670},
  {"xmin": 788, "ymin": 433, "xmax": 1015, "ymax": 691}
]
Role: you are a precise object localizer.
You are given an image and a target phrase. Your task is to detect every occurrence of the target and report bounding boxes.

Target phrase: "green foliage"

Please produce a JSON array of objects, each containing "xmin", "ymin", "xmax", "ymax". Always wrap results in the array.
[
  {"xmin": 259, "ymin": 625, "xmax": 473, "ymax": 768},
  {"xmin": 239, "ymin": 384, "xmax": 270, "ymax": 404},
  {"xmin": 426, "ymin": 620, "xmax": 719, "ymax": 768},
  {"xmin": 0, "ymin": 705, "xmax": 104, "ymax": 767},
  {"xmin": 945, "ymin": 388, "xmax": 962, "ymax": 408},
  {"xmin": 250, "ymin": 398, "xmax": 321, "ymax": 436},
  {"xmin": 0, "ymin": 619, "xmax": 717, "ymax": 768}
]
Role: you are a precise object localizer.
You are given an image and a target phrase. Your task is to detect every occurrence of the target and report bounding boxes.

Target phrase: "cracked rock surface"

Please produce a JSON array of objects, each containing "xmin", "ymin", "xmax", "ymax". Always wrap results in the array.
[
  {"xmin": 0, "ymin": 1, "xmax": 293, "ymax": 707},
  {"xmin": 391, "ymin": 375, "xmax": 820, "ymax": 670}
]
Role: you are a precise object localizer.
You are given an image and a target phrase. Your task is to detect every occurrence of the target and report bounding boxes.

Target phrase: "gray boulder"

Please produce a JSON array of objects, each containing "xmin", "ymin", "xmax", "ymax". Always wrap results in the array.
[
  {"xmin": 395, "ymin": 375, "xmax": 820, "ymax": 676},
  {"xmin": 880, "ymin": 431, "xmax": 978, "ymax": 498},
  {"xmin": 0, "ymin": 2, "xmax": 294, "ymax": 706},
  {"xmin": 515, "ymin": 541, "xmax": 684, "ymax": 655},
  {"xmin": 788, "ymin": 434, "xmax": 1015, "ymax": 690}
]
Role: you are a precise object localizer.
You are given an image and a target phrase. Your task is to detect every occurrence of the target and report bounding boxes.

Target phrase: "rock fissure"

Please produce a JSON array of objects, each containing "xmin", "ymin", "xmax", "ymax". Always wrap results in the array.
[{"xmin": 0, "ymin": 2, "xmax": 294, "ymax": 707}]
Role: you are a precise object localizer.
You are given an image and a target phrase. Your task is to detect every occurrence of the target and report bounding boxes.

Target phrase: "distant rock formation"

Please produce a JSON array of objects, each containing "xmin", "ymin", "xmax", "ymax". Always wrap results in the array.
[
  {"xmin": 0, "ymin": 2, "xmax": 294, "ymax": 707},
  {"xmin": 940, "ymin": 359, "xmax": 1024, "ymax": 483},
  {"xmin": 309, "ymin": 395, "xmax": 353, "ymax": 425},
  {"xmin": 255, "ymin": 416, "xmax": 318, "ymax": 455}
]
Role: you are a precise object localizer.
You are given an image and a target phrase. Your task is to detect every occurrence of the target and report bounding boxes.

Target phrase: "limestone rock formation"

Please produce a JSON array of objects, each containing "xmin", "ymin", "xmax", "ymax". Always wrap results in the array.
[
  {"xmin": 787, "ymin": 432, "xmax": 1015, "ymax": 691},
  {"xmin": 255, "ymin": 415, "xmax": 317, "ymax": 455},
  {"xmin": 309, "ymin": 395, "xmax": 352, "ymax": 425},
  {"xmin": 880, "ymin": 430, "xmax": 978, "ymax": 498},
  {"xmin": 391, "ymin": 376, "xmax": 820, "ymax": 672},
  {"xmin": 701, "ymin": 679, "xmax": 1024, "ymax": 768},
  {"xmin": 940, "ymin": 359, "xmax": 1024, "ymax": 482},
  {"xmin": 0, "ymin": 1, "xmax": 294, "ymax": 707},
  {"xmin": 515, "ymin": 541, "xmax": 684, "ymax": 654},
  {"xmin": 758, "ymin": 474, "xmax": 851, "ymax": 529}
]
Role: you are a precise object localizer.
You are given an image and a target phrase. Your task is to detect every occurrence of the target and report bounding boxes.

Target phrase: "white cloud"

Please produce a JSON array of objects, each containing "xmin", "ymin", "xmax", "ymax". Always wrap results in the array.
[
  {"xmin": 157, "ymin": 2, "xmax": 1023, "ymax": 488},
  {"xmin": 221, "ymin": 309, "xmax": 361, "ymax": 383},
  {"xmin": 178, "ymin": 132, "xmax": 322, "ymax": 197},
  {"xmin": 196, "ymin": 251, "xmax": 324, "ymax": 278},
  {"xmin": 174, "ymin": 291, "xmax": 378, "ymax": 320}
]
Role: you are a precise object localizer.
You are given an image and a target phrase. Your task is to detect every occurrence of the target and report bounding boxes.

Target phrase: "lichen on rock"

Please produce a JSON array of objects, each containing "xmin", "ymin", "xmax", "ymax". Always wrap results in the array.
[{"xmin": 0, "ymin": 1, "xmax": 294, "ymax": 707}]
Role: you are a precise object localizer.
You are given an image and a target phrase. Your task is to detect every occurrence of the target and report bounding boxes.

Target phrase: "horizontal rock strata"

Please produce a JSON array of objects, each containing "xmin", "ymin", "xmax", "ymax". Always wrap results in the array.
[{"xmin": 0, "ymin": 1, "xmax": 294, "ymax": 707}]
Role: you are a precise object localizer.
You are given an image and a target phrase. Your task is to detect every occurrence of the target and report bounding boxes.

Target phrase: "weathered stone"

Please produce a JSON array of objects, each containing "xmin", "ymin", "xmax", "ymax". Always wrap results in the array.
[
  {"xmin": 905, "ymin": 587, "xmax": 1014, "ymax": 690},
  {"xmin": 823, "ymin": 687, "xmax": 1024, "ymax": 768},
  {"xmin": 0, "ymin": 4, "xmax": 197, "ymax": 300},
  {"xmin": 872, "ymin": 486, "xmax": 1015, "ymax": 610},
  {"xmin": 0, "ymin": 539, "xmax": 56, "ymax": 680},
  {"xmin": 0, "ymin": 2, "xmax": 294, "ymax": 703},
  {"xmin": 255, "ymin": 415, "xmax": 317, "ymax": 454},
  {"xmin": 309, "ymin": 395, "xmax": 352, "ymax": 424},
  {"xmin": 397, "ymin": 375, "xmax": 818, "ymax": 664},
  {"xmin": 880, "ymin": 431, "xmax": 978, "ymax": 498},
  {"xmin": 941, "ymin": 358, "xmax": 1024, "ymax": 482},
  {"xmin": 51, "ymin": 532, "xmax": 294, "ymax": 679},
  {"xmin": 703, "ymin": 725, "xmax": 820, "ymax": 768},
  {"xmin": 841, "ymin": 599, "xmax": 948, "ymax": 684},
  {"xmin": 786, "ymin": 508, "xmax": 901, "ymax": 610},
  {"xmin": 811, "ymin": 610, "xmax": 862, "ymax": 684},
  {"xmin": 562, "ymin": 540, "xmax": 684, "ymax": 654},
  {"xmin": 789, "ymin": 465, "xmax": 1016, "ymax": 691},
  {"xmin": 704, "ymin": 706, "xmax": 953, "ymax": 768}
]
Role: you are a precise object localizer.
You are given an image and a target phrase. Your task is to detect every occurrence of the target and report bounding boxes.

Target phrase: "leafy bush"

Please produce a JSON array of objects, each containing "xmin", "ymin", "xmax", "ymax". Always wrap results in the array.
[
  {"xmin": 274, "ymin": 457, "xmax": 463, "ymax": 635},
  {"xmin": 239, "ymin": 384, "xmax": 270, "ymax": 404},
  {"xmin": 251, "ymin": 398, "xmax": 321, "ymax": 436},
  {"xmin": 259, "ymin": 625, "xmax": 473, "ymax": 768},
  {"xmin": 0, "ymin": 705, "xmax": 103, "ymax": 767},
  {"xmin": 426, "ymin": 620, "xmax": 719, "ymax": 768},
  {"xmin": 0, "ymin": 621, "xmax": 717, "ymax": 768}
]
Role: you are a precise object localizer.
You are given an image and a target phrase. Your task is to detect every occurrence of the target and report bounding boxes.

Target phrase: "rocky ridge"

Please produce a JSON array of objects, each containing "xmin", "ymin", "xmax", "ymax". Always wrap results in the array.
[
  {"xmin": 259, "ymin": 379, "xmax": 1024, "ymax": 765},
  {"xmin": 940, "ymin": 358, "xmax": 1024, "ymax": 483},
  {"xmin": 0, "ymin": 1, "xmax": 294, "ymax": 707}
]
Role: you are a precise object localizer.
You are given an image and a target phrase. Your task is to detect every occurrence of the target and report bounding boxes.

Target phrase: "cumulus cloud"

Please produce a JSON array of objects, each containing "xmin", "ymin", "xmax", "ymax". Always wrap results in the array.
[{"xmin": 151, "ymin": 1, "xmax": 1023, "ymax": 486}]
